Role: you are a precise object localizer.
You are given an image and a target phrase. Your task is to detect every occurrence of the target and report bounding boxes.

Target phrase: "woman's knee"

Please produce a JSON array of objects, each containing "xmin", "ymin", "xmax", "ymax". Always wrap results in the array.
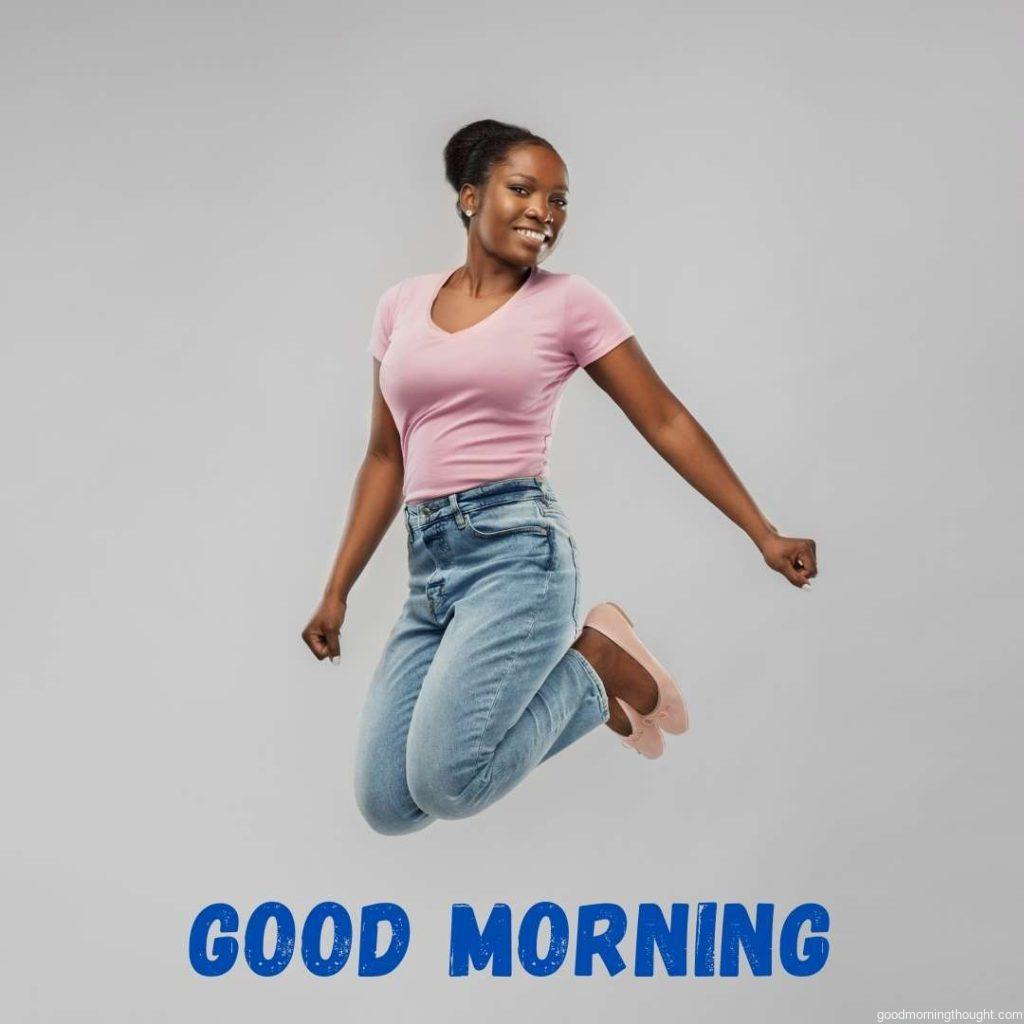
[
  {"xmin": 354, "ymin": 772, "xmax": 432, "ymax": 837},
  {"xmin": 406, "ymin": 746, "xmax": 486, "ymax": 821}
]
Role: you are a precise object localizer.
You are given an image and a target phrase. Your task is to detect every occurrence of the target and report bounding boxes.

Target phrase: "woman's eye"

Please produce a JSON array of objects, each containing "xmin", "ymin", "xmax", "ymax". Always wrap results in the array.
[{"xmin": 510, "ymin": 185, "xmax": 568, "ymax": 208}]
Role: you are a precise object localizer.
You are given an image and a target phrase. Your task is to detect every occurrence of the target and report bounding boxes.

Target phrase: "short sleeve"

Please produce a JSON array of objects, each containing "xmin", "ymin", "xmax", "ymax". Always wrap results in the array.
[
  {"xmin": 368, "ymin": 280, "xmax": 403, "ymax": 361},
  {"xmin": 563, "ymin": 274, "xmax": 634, "ymax": 368}
]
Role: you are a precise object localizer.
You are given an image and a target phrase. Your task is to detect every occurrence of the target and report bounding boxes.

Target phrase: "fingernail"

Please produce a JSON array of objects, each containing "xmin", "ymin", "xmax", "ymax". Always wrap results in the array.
[{"xmin": 330, "ymin": 656, "xmax": 339, "ymax": 664}]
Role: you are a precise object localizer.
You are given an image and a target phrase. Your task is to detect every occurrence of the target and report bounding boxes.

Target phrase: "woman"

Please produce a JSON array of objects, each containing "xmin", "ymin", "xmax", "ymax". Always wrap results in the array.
[{"xmin": 302, "ymin": 119, "xmax": 818, "ymax": 836}]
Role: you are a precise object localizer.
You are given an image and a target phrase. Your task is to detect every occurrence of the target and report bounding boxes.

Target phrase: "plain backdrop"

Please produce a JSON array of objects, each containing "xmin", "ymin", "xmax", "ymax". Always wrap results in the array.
[{"xmin": 2, "ymin": 1, "xmax": 1021, "ymax": 1021}]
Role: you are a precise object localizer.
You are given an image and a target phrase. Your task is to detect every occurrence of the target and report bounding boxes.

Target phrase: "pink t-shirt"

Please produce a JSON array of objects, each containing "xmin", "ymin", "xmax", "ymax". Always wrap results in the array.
[{"xmin": 368, "ymin": 265, "xmax": 634, "ymax": 503}]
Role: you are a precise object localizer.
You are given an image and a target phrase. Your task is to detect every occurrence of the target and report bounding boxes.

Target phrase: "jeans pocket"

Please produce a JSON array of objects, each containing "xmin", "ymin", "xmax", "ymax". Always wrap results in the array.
[{"xmin": 463, "ymin": 498, "xmax": 550, "ymax": 539}]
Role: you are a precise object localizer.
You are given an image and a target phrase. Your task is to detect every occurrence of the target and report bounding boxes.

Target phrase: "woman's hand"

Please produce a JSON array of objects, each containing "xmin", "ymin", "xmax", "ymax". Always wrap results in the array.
[
  {"xmin": 301, "ymin": 594, "xmax": 348, "ymax": 662},
  {"xmin": 760, "ymin": 532, "xmax": 818, "ymax": 589}
]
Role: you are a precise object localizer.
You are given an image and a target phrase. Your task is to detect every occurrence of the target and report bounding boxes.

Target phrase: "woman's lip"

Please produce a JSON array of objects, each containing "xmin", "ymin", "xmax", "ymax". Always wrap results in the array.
[{"xmin": 514, "ymin": 228, "xmax": 549, "ymax": 246}]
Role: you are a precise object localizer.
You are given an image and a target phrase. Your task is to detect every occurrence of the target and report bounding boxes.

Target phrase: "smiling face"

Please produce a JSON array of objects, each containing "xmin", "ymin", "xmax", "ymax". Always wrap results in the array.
[{"xmin": 460, "ymin": 143, "xmax": 569, "ymax": 267}]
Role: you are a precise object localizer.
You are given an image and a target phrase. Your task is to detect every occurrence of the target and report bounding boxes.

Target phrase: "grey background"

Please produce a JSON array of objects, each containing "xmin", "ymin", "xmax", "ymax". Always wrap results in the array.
[{"xmin": 2, "ymin": 1, "xmax": 1021, "ymax": 1020}]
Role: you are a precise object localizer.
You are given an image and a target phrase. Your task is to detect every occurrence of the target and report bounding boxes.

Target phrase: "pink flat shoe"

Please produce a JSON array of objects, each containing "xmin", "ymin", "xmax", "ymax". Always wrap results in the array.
[
  {"xmin": 582, "ymin": 601, "xmax": 690, "ymax": 735},
  {"xmin": 614, "ymin": 696, "xmax": 665, "ymax": 759}
]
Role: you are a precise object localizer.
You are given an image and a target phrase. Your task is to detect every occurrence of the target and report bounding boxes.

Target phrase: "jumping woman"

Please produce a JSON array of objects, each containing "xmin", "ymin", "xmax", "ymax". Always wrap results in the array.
[{"xmin": 301, "ymin": 118, "xmax": 818, "ymax": 836}]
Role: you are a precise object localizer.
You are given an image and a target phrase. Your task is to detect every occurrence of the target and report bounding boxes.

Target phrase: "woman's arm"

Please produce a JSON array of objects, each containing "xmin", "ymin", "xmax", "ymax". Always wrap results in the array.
[
  {"xmin": 301, "ymin": 360, "xmax": 405, "ymax": 661},
  {"xmin": 585, "ymin": 338, "xmax": 817, "ymax": 588}
]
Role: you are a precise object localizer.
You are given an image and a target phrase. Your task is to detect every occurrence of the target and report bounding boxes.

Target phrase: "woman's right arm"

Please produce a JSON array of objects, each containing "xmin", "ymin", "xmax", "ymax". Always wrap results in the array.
[{"xmin": 301, "ymin": 359, "xmax": 404, "ymax": 661}]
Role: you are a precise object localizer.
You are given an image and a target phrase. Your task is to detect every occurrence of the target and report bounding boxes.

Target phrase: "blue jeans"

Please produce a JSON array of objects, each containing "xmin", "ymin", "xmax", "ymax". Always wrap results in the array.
[{"xmin": 354, "ymin": 475, "xmax": 611, "ymax": 835}]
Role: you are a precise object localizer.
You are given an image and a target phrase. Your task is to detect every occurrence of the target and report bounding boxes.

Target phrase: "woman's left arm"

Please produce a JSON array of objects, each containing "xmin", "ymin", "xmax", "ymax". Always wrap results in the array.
[{"xmin": 586, "ymin": 338, "xmax": 818, "ymax": 589}]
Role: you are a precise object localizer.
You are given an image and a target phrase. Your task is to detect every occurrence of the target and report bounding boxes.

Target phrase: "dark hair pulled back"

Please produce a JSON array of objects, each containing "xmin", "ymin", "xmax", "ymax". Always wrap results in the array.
[{"xmin": 443, "ymin": 119, "xmax": 555, "ymax": 231}]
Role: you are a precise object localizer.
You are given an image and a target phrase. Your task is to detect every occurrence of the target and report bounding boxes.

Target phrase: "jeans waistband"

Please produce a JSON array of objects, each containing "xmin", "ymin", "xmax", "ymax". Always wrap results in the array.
[{"xmin": 405, "ymin": 475, "xmax": 557, "ymax": 528}]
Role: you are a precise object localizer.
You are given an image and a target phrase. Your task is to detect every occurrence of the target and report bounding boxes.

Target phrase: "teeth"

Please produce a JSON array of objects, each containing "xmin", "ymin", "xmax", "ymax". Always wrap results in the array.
[{"xmin": 515, "ymin": 228, "xmax": 548, "ymax": 243}]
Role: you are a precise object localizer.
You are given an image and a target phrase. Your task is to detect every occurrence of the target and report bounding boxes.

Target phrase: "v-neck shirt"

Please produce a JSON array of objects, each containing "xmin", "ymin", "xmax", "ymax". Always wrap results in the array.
[{"xmin": 368, "ymin": 265, "xmax": 634, "ymax": 503}]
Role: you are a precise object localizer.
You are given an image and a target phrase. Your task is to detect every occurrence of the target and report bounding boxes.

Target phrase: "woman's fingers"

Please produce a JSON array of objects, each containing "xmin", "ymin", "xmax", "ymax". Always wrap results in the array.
[
  {"xmin": 784, "ymin": 561, "xmax": 811, "ymax": 588},
  {"xmin": 786, "ymin": 540, "xmax": 819, "ymax": 589},
  {"xmin": 302, "ymin": 597, "xmax": 347, "ymax": 662},
  {"xmin": 303, "ymin": 623, "xmax": 342, "ymax": 661},
  {"xmin": 795, "ymin": 539, "xmax": 818, "ymax": 579},
  {"xmin": 302, "ymin": 625, "xmax": 328, "ymax": 659},
  {"xmin": 763, "ymin": 534, "xmax": 818, "ymax": 588},
  {"xmin": 326, "ymin": 626, "xmax": 342, "ymax": 662}
]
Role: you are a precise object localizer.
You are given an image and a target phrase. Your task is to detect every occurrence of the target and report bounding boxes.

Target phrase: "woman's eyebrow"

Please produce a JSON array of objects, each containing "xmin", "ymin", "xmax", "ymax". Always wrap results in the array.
[{"xmin": 507, "ymin": 173, "xmax": 570, "ymax": 192}]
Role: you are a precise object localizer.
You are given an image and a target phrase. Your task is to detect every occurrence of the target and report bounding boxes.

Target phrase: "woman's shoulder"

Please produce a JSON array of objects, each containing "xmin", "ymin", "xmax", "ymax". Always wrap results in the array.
[
  {"xmin": 531, "ymin": 267, "xmax": 622, "ymax": 311},
  {"xmin": 533, "ymin": 266, "xmax": 610, "ymax": 294},
  {"xmin": 377, "ymin": 270, "xmax": 435, "ymax": 298},
  {"xmin": 534, "ymin": 266, "xmax": 572, "ymax": 287},
  {"xmin": 371, "ymin": 272, "xmax": 438, "ymax": 318},
  {"xmin": 538, "ymin": 268, "xmax": 634, "ymax": 366}
]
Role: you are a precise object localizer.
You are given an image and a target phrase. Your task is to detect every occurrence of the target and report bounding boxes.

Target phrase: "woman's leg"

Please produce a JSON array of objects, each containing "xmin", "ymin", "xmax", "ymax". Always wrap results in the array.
[
  {"xmin": 404, "ymin": 515, "xmax": 611, "ymax": 822},
  {"xmin": 353, "ymin": 591, "xmax": 443, "ymax": 836}
]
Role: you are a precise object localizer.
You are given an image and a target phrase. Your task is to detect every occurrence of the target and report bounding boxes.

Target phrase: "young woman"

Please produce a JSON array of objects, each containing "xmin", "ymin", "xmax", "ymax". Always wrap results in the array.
[{"xmin": 302, "ymin": 119, "xmax": 818, "ymax": 836}]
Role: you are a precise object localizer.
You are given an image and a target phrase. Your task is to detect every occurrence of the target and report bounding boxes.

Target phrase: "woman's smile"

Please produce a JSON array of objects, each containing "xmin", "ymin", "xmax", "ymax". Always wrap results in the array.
[{"xmin": 514, "ymin": 226, "xmax": 550, "ymax": 248}]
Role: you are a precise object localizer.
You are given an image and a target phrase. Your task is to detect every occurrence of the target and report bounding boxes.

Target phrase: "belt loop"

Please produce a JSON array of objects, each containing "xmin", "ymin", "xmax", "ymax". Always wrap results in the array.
[
  {"xmin": 537, "ymin": 475, "xmax": 554, "ymax": 504},
  {"xmin": 449, "ymin": 492, "xmax": 466, "ymax": 529}
]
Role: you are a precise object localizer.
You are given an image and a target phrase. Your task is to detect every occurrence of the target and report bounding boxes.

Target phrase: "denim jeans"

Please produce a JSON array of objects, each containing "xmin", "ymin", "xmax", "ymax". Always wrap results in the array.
[{"xmin": 354, "ymin": 475, "xmax": 611, "ymax": 835}]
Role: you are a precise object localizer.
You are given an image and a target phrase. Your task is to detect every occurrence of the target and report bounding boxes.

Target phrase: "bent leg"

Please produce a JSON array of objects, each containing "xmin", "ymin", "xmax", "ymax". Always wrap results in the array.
[
  {"xmin": 354, "ymin": 594, "xmax": 443, "ymax": 835},
  {"xmin": 405, "ymin": 563, "xmax": 608, "ymax": 822}
]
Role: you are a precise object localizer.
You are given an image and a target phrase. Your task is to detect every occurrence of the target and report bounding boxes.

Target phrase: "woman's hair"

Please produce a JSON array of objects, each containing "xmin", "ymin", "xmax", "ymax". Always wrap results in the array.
[{"xmin": 443, "ymin": 119, "xmax": 556, "ymax": 231}]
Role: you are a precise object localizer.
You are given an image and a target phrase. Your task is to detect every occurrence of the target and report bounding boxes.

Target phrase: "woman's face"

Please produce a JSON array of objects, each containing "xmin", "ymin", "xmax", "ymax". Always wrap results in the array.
[{"xmin": 463, "ymin": 143, "xmax": 569, "ymax": 267}]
